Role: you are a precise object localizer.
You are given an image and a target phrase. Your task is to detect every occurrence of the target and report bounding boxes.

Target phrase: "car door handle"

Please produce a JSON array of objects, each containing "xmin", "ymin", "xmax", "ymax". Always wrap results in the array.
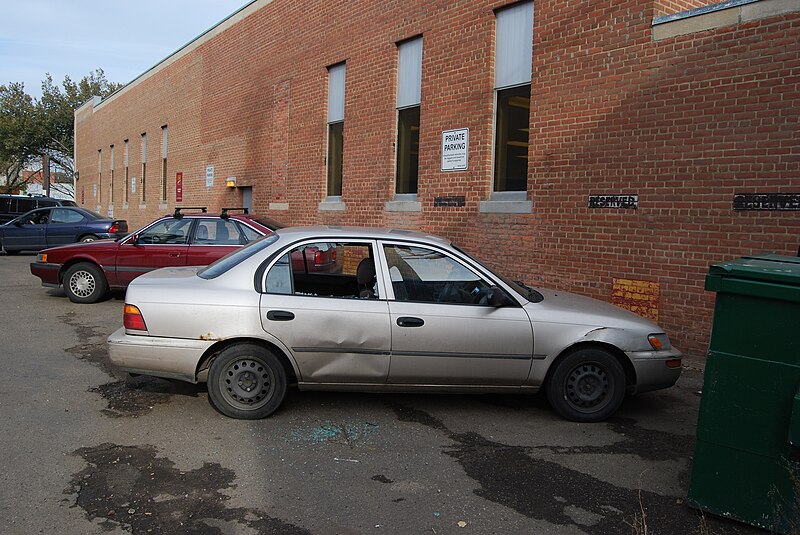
[
  {"xmin": 267, "ymin": 310, "xmax": 295, "ymax": 321},
  {"xmin": 397, "ymin": 316, "xmax": 424, "ymax": 327}
]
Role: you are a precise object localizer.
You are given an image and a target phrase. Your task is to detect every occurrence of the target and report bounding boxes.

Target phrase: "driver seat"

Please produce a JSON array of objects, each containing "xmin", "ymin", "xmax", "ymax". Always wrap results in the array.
[{"xmin": 356, "ymin": 258, "xmax": 377, "ymax": 299}]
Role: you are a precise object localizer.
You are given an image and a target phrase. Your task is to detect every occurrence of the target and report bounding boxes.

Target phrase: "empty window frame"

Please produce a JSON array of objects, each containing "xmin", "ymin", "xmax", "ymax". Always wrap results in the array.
[
  {"xmin": 97, "ymin": 149, "xmax": 102, "ymax": 204},
  {"xmin": 493, "ymin": 1, "xmax": 534, "ymax": 192},
  {"xmin": 326, "ymin": 63, "xmax": 346, "ymax": 198},
  {"xmin": 109, "ymin": 144, "xmax": 115, "ymax": 204},
  {"xmin": 396, "ymin": 37, "xmax": 422, "ymax": 195},
  {"xmin": 124, "ymin": 140, "xmax": 129, "ymax": 203},
  {"xmin": 161, "ymin": 126, "xmax": 168, "ymax": 202},
  {"xmin": 140, "ymin": 133, "xmax": 147, "ymax": 203}
]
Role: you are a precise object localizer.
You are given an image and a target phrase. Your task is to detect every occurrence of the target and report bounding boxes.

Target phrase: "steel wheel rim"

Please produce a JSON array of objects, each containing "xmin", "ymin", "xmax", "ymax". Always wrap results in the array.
[
  {"xmin": 69, "ymin": 270, "xmax": 96, "ymax": 298},
  {"xmin": 564, "ymin": 362, "xmax": 611, "ymax": 412},
  {"xmin": 81, "ymin": 236, "xmax": 96, "ymax": 242},
  {"xmin": 220, "ymin": 358, "xmax": 275, "ymax": 410}
]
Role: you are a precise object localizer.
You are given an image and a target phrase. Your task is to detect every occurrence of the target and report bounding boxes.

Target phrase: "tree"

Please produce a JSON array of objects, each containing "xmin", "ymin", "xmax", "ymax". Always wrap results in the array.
[
  {"xmin": 0, "ymin": 70, "xmax": 122, "ymax": 194},
  {"xmin": 0, "ymin": 82, "xmax": 43, "ymax": 193}
]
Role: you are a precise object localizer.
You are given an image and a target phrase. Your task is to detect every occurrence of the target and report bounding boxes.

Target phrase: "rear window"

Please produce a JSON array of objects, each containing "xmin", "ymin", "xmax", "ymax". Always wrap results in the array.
[
  {"xmin": 60, "ymin": 200, "xmax": 78, "ymax": 207},
  {"xmin": 198, "ymin": 234, "xmax": 279, "ymax": 279}
]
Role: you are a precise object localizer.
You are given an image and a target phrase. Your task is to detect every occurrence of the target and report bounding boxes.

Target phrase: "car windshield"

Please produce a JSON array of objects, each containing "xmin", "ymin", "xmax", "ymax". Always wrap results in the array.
[
  {"xmin": 452, "ymin": 245, "xmax": 537, "ymax": 301},
  {"xmin": 198, "ymin": 233, "xmax": 279, "ymax": 279}
]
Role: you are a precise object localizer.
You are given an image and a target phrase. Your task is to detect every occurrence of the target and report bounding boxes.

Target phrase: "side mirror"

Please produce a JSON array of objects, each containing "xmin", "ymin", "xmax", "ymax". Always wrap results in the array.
[
  {"xmin": 488, "ymin": 286, "xmax": 514, "ymax": 307},
  {"xmin": 13, "ymin": 220, "xmax": 23, "ymax": 227}
]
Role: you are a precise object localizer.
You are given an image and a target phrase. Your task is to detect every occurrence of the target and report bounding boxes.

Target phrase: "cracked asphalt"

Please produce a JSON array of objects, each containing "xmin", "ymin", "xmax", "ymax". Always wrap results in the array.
[{"xmin": 0, "ymin": 252, "xmax": 760, "ymax": 534}]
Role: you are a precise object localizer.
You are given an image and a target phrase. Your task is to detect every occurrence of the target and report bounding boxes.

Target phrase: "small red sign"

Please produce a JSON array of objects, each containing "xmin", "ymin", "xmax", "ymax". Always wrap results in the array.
[{"xmin": 176, "ymin": 172, "xmax": 183, "ymax": 202}]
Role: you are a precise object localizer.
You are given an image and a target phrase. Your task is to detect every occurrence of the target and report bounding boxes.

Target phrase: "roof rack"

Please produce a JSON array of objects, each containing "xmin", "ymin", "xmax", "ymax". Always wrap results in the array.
[
  {"xmin": 172, "ymin": 206, "xmax": 208, "ymax": 218},
  {"xmin": 220, "ymin": 207, "xmax": 249, "ymax": 219}
]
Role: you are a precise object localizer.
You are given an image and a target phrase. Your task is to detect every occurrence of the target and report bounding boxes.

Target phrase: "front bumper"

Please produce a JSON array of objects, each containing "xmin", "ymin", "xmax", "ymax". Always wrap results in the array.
[
  {"xmin": 627, "ymin": 347, "xmax": 683, "ymax": 394},
  {"xmin": 107, "ymin": 327, "xmax": 213, "ymax": 383},
  {"xmin": 30, "ymin": 261, "xmax": 61, "ymax": 287}
]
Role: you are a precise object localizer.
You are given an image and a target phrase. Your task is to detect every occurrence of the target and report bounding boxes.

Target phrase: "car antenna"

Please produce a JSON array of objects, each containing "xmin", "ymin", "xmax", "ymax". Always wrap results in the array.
[
  {"xmin": 220, "ymin": 207, "xmax": 249, "ymax": 219},
  {"xmin": 172, "ymin": 206, "xmax": 208, "ymax": 218}
]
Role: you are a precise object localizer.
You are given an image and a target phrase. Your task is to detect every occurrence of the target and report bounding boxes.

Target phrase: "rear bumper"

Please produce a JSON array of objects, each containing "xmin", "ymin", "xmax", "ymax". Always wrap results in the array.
[
  {"xmin": 628, "ymin": 347, "xmax": 683, "ymax": 394},
  {"xmin": 107, "ymin": 327, "xmax": 213, "ymax": 383},
  {"xmin": 30, "ymin": 261, "xmax": 61, "ymax": 287}
]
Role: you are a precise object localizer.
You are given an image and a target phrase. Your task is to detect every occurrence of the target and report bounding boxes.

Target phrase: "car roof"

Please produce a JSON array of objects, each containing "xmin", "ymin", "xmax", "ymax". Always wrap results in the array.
[{"xmin": 272, "ymin": 226, "xmax": 452, "ymax": 247}]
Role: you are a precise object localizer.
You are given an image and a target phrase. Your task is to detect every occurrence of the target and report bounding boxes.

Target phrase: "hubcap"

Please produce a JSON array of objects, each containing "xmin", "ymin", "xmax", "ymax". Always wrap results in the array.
[
  {"xmin": 565, "ymin": 363, "xmax": 610, "ymax": 410},
  {"xmin": 222, "ymin": 358, "xmax": 274, "ymax": 409},
  {"xmin": 69, "ymin": 270, "xmax": 96, "ymax": 298}
]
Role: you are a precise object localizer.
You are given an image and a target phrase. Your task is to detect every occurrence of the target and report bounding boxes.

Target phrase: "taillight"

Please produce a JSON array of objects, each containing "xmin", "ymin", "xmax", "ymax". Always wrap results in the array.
[
  {"xmin": 315, "ymin": 250, "xmax": 323, "ymax": 264},
  {"xmin": 108, "ymin": 224, "xmax": 119, "ymax": 234},
  {"xmin": 124, "ymin": 304, "xmax": 147, "ymax": 331}
]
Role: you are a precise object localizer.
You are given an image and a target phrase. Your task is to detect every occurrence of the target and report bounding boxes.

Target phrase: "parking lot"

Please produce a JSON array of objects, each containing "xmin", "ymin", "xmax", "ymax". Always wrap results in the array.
[{"xmin": 0, "ymin": 252, "xmax": 759, "ymax": 535}]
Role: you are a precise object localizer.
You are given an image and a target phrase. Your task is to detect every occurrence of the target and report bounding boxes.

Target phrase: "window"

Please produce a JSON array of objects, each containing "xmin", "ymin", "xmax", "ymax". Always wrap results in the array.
[
  {"xmin": 161, "ymin": 126, "xmax": 168, "ymax": 202},
  {"xmin": 25, "ymin": 209, "xmax": 51, "ymax": 225},
  {"xmin": 237, "ymin": 223, "xmax": 263, "ymax": 242},
  {"xmin": 326, "ymin": 63, "xmax": 346, "ymax": 197},
  {"xmin": 109, "ymin": 145, "xmax": 115, "ymax": 204},
  {"xmin": 266, "ymin": 242, "xmax": 375, "ymax": 299},
  {"xmin": 124, "ymin": 140, "xmax": 129, "ymax": 203},
  {"xmin": 97, "ymin": 149, "xmax": 102, "ymax": 204},
  {"xmin": 137, "ymin": 218, "xmax": 192, "ymax": 244},
  {"xmin": 51, "ymin": 208, "xmax": 84, "ymax": 224},
  {"xmin": 383, "ymin": 244, "xmax": 492, "ymax": 304},
  {"xmin": 140, "ymin": 133, "xmax": 147, "ymax": 203},
  {"xmin": 396, "ymin": 37, "xmax": 422, "ymax": 195},
  {"xmin": 193, "ymin": 219, "xmax": 244, "ymax": 245},
  {"xmin": 493, "ymin": 1, "xmax": 534, "ymax": 193}
]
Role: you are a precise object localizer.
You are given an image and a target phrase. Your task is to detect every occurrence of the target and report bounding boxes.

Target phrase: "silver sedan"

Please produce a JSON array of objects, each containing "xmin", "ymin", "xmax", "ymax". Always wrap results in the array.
[{"xmin": 108, "ymin": 227, "xmax": 682, "ymax": 422}]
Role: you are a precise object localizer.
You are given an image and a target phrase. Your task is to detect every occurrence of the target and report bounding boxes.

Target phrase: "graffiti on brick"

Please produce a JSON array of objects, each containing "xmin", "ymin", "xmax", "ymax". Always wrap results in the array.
[
  {"xmin": 588, "ymin": 194, "xmax": 638, "ymax": 209},
  {"xmin": 732, "ymin": 193, "xmax": 800, "ymax": 211},
  {"xmin": 611, "ymin": 278, "xmax": 659, "ymax": 322}
]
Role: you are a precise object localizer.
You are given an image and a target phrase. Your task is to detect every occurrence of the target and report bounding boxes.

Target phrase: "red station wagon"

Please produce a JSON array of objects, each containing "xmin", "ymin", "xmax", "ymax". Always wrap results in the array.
[{"xmin": 30, "ymin": 208, "xmax": 281, "ymax": 303}]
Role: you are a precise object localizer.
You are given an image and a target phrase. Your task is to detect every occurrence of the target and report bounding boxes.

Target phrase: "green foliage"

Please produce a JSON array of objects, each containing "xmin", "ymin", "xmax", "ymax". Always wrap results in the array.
[{"xmin": 0, "ymin": 69, "xmax": 122, "ymax": 193}]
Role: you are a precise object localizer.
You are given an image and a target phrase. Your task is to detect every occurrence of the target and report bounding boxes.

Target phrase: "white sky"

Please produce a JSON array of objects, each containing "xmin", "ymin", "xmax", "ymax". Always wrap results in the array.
[{"xmin": 0, "ymin": 0, "xmax": 250, "ymax": 98}]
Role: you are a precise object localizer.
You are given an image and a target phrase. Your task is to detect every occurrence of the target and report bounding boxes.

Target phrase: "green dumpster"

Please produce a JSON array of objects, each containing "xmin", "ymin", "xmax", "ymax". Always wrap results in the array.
[{"xmin": 688, "ymin": 254, "xmax": 800, "ymax": 532}]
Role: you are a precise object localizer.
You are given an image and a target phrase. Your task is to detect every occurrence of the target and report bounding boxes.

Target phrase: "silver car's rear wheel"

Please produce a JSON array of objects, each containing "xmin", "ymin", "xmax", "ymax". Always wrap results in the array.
[
  {"xmin": 208, "ymin": 344, "xmax": 287, "ymax": 419},
  {"xmin": 546, "ymin": 347, "xmax": 626, "ymax": 422}
]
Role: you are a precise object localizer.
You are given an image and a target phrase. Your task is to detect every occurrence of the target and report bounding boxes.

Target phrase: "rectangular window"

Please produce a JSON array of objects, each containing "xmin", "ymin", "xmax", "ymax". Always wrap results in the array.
[
  {"xmin": 326, "ymin": 63, "xmax": 346, "ymax": 197},
  {"xmin": 396, "ymin": 37, "xmax": 422, "ymax": 195},
  {"xmin": 109, "ymin": 145, "xmax": 115, "ymax": 204},
  {"xmin": 493, "ymin": 1, "xmax": 534, "ymax": 193},
  {"xmin": 161, "ymin": 126, "xmax": 168, "ymax": 201},
  {"xmin": 140, "ymin": 133, "xmax": 147, "ymax": 203},
  {"xmin": 124, "ymin": 140, "xmax": 129, "ymax": 203},
  {"xmin": 97, "ymin": 149, "xmax": 102, "ymax": 204}
]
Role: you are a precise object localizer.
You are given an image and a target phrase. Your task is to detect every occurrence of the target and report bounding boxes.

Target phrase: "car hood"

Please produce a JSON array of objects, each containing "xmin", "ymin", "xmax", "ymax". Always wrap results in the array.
[
  {"xmin": 528, "ymin": 287, "xmax": 661, "ymax": 332},
  {"xmin": 41, "ymin": 238, "xmax": 120, "ymax": 254}
]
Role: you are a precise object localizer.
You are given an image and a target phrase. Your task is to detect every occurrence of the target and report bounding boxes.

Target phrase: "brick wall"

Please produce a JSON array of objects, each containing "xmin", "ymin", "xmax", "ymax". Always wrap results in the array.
[
  {"xmin": 75, "ymin": 0, "xmax": 800, "ymax": 361},
  {"xmin": 653, "ymin": 0, "xmax": 715, "ymax": 17}
]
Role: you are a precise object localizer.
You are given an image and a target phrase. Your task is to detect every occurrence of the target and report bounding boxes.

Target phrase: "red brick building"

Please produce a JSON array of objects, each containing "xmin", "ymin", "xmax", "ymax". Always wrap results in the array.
[{"xmin": 74, "ymin": 0, "xmax": 800, "ymax": 361}]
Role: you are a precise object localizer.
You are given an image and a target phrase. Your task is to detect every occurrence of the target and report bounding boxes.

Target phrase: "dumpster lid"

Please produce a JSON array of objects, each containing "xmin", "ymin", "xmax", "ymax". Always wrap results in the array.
[{"xmin": 708, "ymin": 253, "xmax": 800, "ymax": 286}]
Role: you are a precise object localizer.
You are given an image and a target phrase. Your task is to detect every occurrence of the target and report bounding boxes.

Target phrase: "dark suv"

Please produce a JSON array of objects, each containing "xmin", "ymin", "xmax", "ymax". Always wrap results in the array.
[{"xmin": 0, "ymin": 194, "xmax": 77, "ymax": 224}]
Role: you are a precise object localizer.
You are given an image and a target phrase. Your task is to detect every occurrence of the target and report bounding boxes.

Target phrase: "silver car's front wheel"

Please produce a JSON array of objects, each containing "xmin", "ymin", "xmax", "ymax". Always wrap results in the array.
[
  {"xmin": 208, "ymin": 344, "xmax": 287, "ymax": 419},
  {"xmin": 546, "ymin": 347, "xmax": 626, "ymax": 422}
]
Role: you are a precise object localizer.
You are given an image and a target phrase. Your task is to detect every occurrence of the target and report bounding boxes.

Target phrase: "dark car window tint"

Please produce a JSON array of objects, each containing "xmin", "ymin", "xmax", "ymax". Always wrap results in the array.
[
  {"xmin": 193, "ymin": 219, "xmax": 243, "ymax": 245},
  {"xmin": 138, "ymin": 218, "xmax": 193, "ymax": 244},
  {"xmin": 51, "ymin": 208, "xmax": 84, "ymax": 224},
  {"xmin": 266, "ymin": 242, "xmax": 375, "ymax": 299},
  {"xmin": 36, "ymin": 199, "xmax": 57, "ymax": 208},
  {"xmin": 0, "ymin": 198, "xmax": 10, "ymax": 211},
  {"xmin": 24, "ymin": 209, "xmax": 51, "ymax": 225},
  {"xmin": 383, "ymin": 244, "xmax": 491, "ymax": 304},
  {"xmin": 16, "ymin": 199, "xmax": 34, "ymax": 213},
  {"xmin": 198, "ymin": 234, "xmax": 279, "ymax": 279},
  {"xmin": 60, "ymin": 200, "xmax": 78, "ymax": 207},
  {"xmin": 237, "ymin": 222, "xmax": 262, "ymax": 243}
]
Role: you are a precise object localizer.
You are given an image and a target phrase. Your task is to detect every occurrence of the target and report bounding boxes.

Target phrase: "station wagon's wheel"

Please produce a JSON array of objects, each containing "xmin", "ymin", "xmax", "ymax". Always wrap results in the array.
[
  {"xmin": 79, "ymin": 234, "xmax": 99, "ymax": 243},
  {"xmin": 63, "ymin": 262, "xmax": 108, "ymax": 304},
  {"xmin": 208, "ymin": 344, "xmax": 287, "ymax": 419},
  {"xmin": 546, "ymin": 347, "xmax": 626, "ymax": 422}
]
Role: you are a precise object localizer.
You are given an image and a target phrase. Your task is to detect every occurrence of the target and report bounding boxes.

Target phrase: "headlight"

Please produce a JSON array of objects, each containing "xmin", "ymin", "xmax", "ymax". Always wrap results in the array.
[
  {"xmin": 37, "ymin": 253, "xmax": 47, "ymax": 263},
  {"xmin": 648, "ymin": 333, "xmax": 671, "ymax": 350}
]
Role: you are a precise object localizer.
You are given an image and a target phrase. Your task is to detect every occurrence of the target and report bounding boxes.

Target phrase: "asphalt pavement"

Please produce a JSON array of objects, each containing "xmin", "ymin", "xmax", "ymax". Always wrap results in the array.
[{"xmin": 0, "ymin": 251, "xmax": 761, "ymax": 535}]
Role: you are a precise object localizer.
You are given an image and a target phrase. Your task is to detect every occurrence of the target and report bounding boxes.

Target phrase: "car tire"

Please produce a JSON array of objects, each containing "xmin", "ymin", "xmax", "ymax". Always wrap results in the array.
[
  {"xmin": 208, "ymin": 344, "xmax": 287, "ymax": 419},
  {"xmin": 79, "ymin": 235, "xmax": 99, "ymax": 243},
  {"xmin": 4, "ymin": 248, "xmax": 20, "ymax": 255},
  {"xmin": 545, "ymin": 347, "xmax": 626, "ymax": 423},
  {"xmin": 63, "ymin": 262, "xmax": 108, "ymax": 304}
]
